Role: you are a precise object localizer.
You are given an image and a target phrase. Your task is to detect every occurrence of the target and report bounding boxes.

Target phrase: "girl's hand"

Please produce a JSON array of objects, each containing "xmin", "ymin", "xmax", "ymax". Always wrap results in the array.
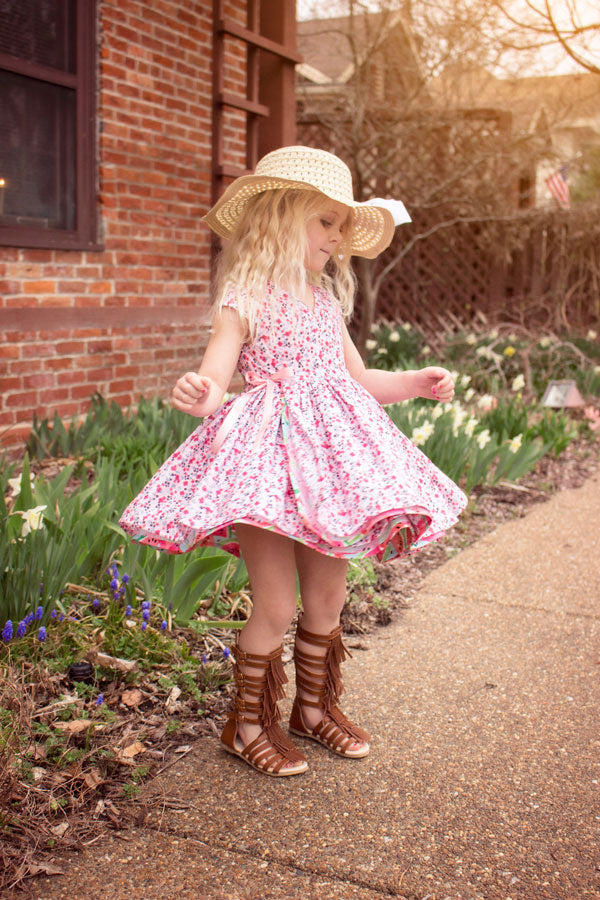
[
  {"xmin": 171, "ymin": 372, "xmax": 213, "ymax": 413},
  {"xmin": 416, "ymin": 367, "xmax": 455, "ymax": 402}
]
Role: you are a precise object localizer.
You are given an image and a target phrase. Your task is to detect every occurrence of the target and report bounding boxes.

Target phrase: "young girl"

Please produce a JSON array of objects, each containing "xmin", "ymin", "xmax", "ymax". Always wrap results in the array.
[{"xmin": 119, "ymin": 146, "xmax": 467, "ymax": 778}]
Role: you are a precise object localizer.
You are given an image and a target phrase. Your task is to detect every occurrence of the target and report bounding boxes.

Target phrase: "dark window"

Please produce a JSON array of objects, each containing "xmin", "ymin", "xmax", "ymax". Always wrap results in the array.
[{"xmin": 0, "ymin": 0, "xmax": 98, "ymax": 249}]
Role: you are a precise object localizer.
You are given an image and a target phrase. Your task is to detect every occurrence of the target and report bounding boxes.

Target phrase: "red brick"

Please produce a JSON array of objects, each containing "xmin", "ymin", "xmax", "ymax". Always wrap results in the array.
[
  {"xmin": 0, "ymin": 345, "xmax": 20, "ymax": 359},
  {"xmin": 55, "ymin": 341, "xmax": 86, "ymax": 355},
  {"xmin": 23, "ymin": 374, "xmax": 56, "ymax": 389},
  {"xmin": 23, "ymin": 280, "xmax": 56, "ymax": 294},
  {"xmin": 40, "ymin": 388, "xmax": 71, "ymax": 404}
]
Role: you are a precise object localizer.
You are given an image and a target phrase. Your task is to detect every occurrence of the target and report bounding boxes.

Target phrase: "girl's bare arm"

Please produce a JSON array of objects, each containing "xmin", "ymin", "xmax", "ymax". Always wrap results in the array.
[
  {"xmin": 171, "ymin": 307, "xmax": 245, "ymax": 417},
  {"xmin": 340, "ymin": 320, "xmax": 454, "ymax": 404}
]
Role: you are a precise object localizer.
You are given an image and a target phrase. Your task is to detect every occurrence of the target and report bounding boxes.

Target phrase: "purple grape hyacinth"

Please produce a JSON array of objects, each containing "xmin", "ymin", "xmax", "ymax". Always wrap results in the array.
[{"xmin": 2, "ymin": 620, "xmax": 13, "ymax": 642}]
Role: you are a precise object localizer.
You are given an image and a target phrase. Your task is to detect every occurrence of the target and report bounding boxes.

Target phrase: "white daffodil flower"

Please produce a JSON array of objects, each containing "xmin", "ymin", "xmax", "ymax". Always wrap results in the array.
[
  {"xmin": 7, "ymin": 473, "xmax": 35, "ymax": 497},
  {"xmin": 477, "ymin": 394, "xmax": 494, "ymax": 409},
  {"xmin": 366, "ymin": 339, "xmax": 377, "ymax": 350},
  {"xmin": 389, "ymin": 331, "xmax": 400, "ymax": 342},
  {"xmin": 539, "ymin": 336, "xmax": 552, "ymax": 348},
  {"xmin": 464, "ymin": 416, "xmax": 479, "ymax": 437},
  {"xmin": 587, "ymin": 330, "xmax": 597, "ymax": 341},
  {"xmin": 402, "ymin": 322, "xmax": 411, "ymax": 331},
  {"xmin": 431, "ymin": 405, "xmax": 444, "ymax": 420},
  {"xmin": 476, "ymin": 429, "xmax": 491, "ymax": 449},
  {"xmin": 461, "ymin": 374, "xmax": 472, "ymax": 387},
  {"xmin": 466, "ymin": 334, "xmax": 477, "ymax": 345},
  {"xmin": 489, "ymin": 329, "xmax": 499, "ymax": 340},
  {"xmin": 512, "ymin": 374, "xmax": 525, "ymax": 392},
  {"xmin": 464, "ymin": 388, "xmax": 475, "ymax": 402},
  {"xmin": 411, "ymin": 421, "xmax": 434, "ymax": 446},
  {"xmin": 421, "ymin": 345, "xmax": 431, "ymax": 356},
  {"xmin": 21, "ymin": 505, "xmax": 47, "ymax": 537},
  {"xmin": 509, "ymin": 434, "xmax": 523, "ymax": 453}
]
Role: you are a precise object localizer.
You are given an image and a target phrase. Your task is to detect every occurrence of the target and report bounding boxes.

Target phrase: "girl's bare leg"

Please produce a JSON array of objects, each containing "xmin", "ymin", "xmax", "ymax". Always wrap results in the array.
[
  {"xmin": 233, "ymin": 524, "xmax": 299, "ymax": 762},
  {"xmin": 294, "ymin": 542, "xmax": 366, "ymax": 753}
]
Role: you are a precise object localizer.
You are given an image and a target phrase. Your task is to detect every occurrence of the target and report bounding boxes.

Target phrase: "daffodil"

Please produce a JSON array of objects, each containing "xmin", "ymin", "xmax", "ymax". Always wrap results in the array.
[
  {"xmin": 512, "ymin": 374, "xmax": 525, "ymax": 391},
  {"xmin": 431, "ymin": 405, "xmax": 444, "ymax": 420},
  {"xmin": 464, "ymin": 388, "xmax": 475, "ymax": 402},
  {"xmin": 464, "ymin": 416, "xmax": 478, "ymax": 437},
  {"xmin": 477, "ymin": 394, "xmax": 492, "ymax": 409},
  {"xmin": 21, "ymin": 505, "xmax": 47, "ymax": 537},
  {"xmin": 421, "ymin": 345, "xmax": 431, "ymax": 356},
  {"xmin": 389, "ymin": 331, "xmax": 400, "ymax": 342},
  {"xmin": 402, "ymin": 322, "xmax": 411, "ymax": 331},
  {"xmin": 466, "ymin": 333, "xmax": 477, "ymax": 345},
  {"xmin": 538, "ymin": 336, "xmax": 552, "ymax": 348},
  {"xmin": 476, "ymin": 429, "xmax": 491, "ymax": 449},
  {"xmin": 411, "ymin": 421, "xmax": 434, "ymax": 446},
  {"xmin": 7, "ymin": 473, "xmax": 34, "ymax": 497},
  {"xmin": 503, "ymin": 345, "xmax": 516, "ymax": 357},
  {"xmin": 509, "ymin": 433, "xmax": 523, "ymax": 453},
  {"xmin": 489, "ymin": 328, "xmax": 499, "ymax": 340},
  {"xmin": 587, "ymin": 330, "xmax": 597, "ymax": 341},
  {"xmin": 365, "ymin": 339, "xmax": 377, "ymax": 350},
  {"xmin": 461, "ymin": 374, "xmax": 472, "ymax": 387}
]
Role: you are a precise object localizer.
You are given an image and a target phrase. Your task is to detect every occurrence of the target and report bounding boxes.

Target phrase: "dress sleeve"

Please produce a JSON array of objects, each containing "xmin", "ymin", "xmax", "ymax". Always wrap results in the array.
[{"xmin": 222, "ymin": 288, "xmax": 239, "ymax": 310}]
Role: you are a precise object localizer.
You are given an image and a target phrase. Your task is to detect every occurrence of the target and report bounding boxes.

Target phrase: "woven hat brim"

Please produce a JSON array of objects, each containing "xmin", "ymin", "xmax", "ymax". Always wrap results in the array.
[{"xmin": 203, "ymin": 175, "xmax": 395, "ymax": 259}]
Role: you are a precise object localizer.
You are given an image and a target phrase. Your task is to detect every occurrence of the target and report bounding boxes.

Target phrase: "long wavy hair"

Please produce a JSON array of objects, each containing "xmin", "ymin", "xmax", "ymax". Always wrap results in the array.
[{"xmin": 212, "ymin": 188, "xmax": 356, "ymax": 342}]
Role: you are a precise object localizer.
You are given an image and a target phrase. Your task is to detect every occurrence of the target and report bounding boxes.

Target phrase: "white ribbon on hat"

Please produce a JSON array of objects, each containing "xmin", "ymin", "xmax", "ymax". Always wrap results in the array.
[{"xmin": 360, "ymin": 197, "xmax": 412, "ymax": 227}]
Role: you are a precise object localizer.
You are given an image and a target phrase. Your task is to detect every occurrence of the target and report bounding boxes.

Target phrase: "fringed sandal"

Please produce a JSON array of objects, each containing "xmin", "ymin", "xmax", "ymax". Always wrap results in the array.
[
  {"xmin": 220, "ymin": 643, "xmax": 308, "ymax": 777},
  {"xmin": 289, "ymin": 619, "xmax": 370, "ymax": 758}
]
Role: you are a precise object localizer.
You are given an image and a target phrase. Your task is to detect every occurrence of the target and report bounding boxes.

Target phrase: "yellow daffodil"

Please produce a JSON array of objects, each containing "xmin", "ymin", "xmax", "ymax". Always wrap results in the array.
[{"xmin": 503, "ymin": 345, "xmax": 516, "ymax": 357}]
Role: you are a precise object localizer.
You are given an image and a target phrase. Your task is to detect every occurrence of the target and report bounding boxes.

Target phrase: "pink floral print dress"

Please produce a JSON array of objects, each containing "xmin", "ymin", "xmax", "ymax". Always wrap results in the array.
[{"xmin": 119, "ymin": 284, "xmax": 467, "ymax": 562}]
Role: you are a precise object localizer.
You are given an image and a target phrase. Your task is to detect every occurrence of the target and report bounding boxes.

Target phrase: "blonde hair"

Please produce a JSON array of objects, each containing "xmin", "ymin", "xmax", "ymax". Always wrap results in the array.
[{"xmin": 212, "ymin": 189, "xmax": 356, "ymax": 342}]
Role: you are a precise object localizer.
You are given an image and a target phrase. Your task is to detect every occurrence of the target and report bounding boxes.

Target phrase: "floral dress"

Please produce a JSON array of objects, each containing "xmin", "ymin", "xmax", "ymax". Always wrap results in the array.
[{"xmin": 119, "ymin": 284, "xmax": 467, "ymax": 562}]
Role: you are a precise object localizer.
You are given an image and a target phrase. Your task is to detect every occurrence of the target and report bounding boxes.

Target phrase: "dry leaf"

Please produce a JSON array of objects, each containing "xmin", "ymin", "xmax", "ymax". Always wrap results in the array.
[
  {"xmin": 121, "ymin": 740, "xmax": 145, "ymax": 758},
  {"xmin": 174, "ymin": 744, "xmax": 192, "ymax": 754},
  {"xmin": 121, "ymin": 688, "xmax": 143, "ymax": 707},
  {"xmin": 32, "ymin": 767, "xmax": 46, "ymax": 782},
  {"xmin": 94, "ymin": 799, "xmax": 105, "ymax": 817},
  {"xmin": 54, "ymin": 719, "xmax": 92, "ymax": 734},
  {"xmin": 165, "ymin": 685, "xmax": 181, "ymax": 712},
  {"xmin": 28, "ymin": 862, "xmax": 65, "ymax": 877},
  {"xmin": 87, "ymin": 650, "xmax": 137, "ymax": 672},
  {"xmin": 50, "ymin": 822, "xmax": 69, "ymax": 838},
  {"xmin": 83, "ymin": 767, "xmax": 103, "ymax": 790}
]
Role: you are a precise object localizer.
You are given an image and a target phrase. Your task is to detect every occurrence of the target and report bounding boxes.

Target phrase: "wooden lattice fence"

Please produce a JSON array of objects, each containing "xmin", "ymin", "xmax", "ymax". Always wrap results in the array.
[{"xmin": 369, "ymin": 205, "xmax": 600, "ymax": 338}]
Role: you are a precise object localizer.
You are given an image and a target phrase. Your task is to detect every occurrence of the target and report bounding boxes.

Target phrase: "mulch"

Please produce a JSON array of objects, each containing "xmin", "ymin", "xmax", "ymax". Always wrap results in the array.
[{"xmin": 1, "ymin": 438, "xmax": 598, "ymax": 896}]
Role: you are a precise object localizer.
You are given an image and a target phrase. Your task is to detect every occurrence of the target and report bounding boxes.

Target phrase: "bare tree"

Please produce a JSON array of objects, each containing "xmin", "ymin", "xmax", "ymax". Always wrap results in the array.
[{"xmin": 492, "ymin": 0, "xmax": 600, "ymax": 75}]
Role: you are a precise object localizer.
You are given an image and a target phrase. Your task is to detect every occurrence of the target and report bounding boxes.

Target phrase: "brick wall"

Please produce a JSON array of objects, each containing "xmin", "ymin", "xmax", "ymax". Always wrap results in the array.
[{"xmin": 0, "ymin": 0, "xmax": 249, "ymax": 452}]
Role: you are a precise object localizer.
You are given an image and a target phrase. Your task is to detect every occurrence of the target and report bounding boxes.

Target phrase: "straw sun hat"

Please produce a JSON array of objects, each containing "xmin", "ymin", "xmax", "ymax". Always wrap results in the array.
[{"xmin": 203, "ymin": 145, "xmax": 411, "ymax": 259}]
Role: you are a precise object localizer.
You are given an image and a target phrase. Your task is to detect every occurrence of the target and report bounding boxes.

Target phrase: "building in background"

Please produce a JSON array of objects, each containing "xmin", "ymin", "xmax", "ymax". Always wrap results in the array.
[{"xmin": 0, "ymin": 0, "xmax": 298, "ymax": 451}]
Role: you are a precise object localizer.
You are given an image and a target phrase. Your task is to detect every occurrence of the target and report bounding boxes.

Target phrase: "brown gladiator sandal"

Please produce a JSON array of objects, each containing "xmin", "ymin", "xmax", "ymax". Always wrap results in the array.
[
  {"xmin": 220, "ymin": 643, "xmax": 308, "ymax": 777},
  {"xmin": 289, "ymin": 619, "xmax": 370, "ymax": 758}
]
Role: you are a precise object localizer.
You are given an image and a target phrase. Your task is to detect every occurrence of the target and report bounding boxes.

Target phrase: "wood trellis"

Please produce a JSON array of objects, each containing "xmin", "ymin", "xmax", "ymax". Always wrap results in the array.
[{"xmin": 370, "ymin": 205, "xmax": 600, "ymax": 337}]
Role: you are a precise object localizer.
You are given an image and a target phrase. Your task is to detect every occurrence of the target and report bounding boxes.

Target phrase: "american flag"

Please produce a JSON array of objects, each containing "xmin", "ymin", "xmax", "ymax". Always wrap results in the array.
[{"xmin": 545, "ymin": 166, "xmax": 570, "ymax": 209}]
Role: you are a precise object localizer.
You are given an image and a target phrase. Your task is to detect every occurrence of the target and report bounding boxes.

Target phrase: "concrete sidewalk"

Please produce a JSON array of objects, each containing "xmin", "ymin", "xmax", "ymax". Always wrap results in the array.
[{"xmin": 32, "ymin": 475, "xmax": 600, "ymax": 900}]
